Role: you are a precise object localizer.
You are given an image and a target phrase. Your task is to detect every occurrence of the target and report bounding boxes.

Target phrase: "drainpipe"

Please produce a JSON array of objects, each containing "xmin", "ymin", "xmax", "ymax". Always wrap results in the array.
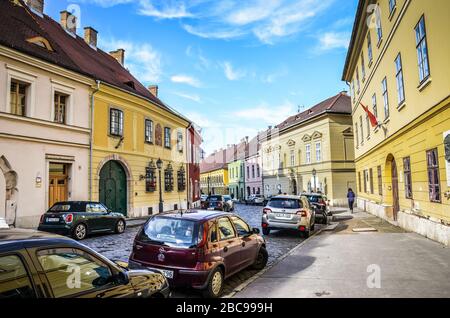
[{"xmin": 89, "ymin": 80, "xmax": 101, "ymax": 201}]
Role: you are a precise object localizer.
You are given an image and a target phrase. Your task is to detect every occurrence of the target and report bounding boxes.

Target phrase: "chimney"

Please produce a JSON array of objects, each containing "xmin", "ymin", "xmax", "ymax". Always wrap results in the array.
[
  {"xmin": 110, "ymin": 49, "xmax": 125, "ymax": 65},
  {"xmin": 25, "ymin": 0, "xmax": 44, "ymax": 15},
  {"xmin": 60, "ymin": 10, "xmax": 77, "ymax": 35},
  {"xmin": 84, "ymin": 27, "xmax": 98, "ymax": 49},
  {"xmin": 148, "ymin": 85, "xmax": 158, "ymax": 97}
]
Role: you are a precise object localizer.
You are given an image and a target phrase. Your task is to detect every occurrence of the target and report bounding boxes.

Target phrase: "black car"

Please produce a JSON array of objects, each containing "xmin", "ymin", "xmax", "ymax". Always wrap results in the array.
[
  {"xmin": 38, "ymin": 201, "xmax": 126, "ymax": 240},
  {"xmin": 0, "ymin": 228, "xmax": 170, "ymax": 298},
  {"xmin": 200, "ymin": 195, "xmax": 229, "ymax": 212},
  {"xmin": 304, "ymin": 193, "xmax": 331, "ymax": 224}
]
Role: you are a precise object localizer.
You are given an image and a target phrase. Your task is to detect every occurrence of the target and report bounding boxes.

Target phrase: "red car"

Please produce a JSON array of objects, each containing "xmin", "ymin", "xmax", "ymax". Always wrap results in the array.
[{"xmin": 128, "ymin": 210, "xmax": 268, "ymax": 298}]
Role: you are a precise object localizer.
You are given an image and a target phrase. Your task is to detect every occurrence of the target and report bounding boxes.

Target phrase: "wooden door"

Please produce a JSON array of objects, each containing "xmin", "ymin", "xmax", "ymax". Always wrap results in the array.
[
  {"xmin": 391, "ymin": 159, "xmax": 400, "ymax": 221},
  {"xmin": 49, "ymin": 163, "xmax": 68, "ymax": 208}
]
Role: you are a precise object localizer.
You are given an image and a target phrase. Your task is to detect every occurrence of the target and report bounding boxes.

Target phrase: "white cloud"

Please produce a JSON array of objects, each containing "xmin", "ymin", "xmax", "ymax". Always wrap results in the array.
[
  {"xmin": 78, "ymin": 0, "xmax": 134, "ymax": 8},
  {"xmin": 222, "ymin": 62, "xmax": 246, "ymax": 81},
  {"xmin": 137, "ymin": 0, "xmax": 194, "ymax": 19},
  {"xmin": 99, "ymin": 38, "xmax": 162, "ymax": 83},
  {"xmin": 224, "ymin": 0, "xmax": 282, "ymax": 26},
  {"xmin": 170, "ymin": 74, "xmax": 202, "ymax": 87},
  {"xmin": 317, "ymin": 32, "xmax": 350, "ymax": 51},
  {"xmin": 183, "ymin": 24, "xmax": 245, "ymax": 40},
  {"xmin": 172, "ymin": 91, "xmax": 201, "ymax": 103},
  {"xmin": 233, "ymin": 101, "xmax": 296, "ymax": 124}
]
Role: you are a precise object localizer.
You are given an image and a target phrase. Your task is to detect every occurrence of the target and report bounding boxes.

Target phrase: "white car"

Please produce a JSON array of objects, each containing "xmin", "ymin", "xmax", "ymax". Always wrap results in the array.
[{"xmin": 223, "ymin": 195, "xmax": 234, "ymax": 212}]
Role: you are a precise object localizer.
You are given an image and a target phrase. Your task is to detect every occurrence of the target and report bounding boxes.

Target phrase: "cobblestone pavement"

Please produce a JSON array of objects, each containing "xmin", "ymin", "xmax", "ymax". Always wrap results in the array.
[{"xmin": 82, "ymin": 204, "xmax": 321, "ymax": 297}]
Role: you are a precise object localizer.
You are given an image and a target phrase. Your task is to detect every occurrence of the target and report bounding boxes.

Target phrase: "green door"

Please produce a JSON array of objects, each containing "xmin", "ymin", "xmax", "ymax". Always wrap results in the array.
[{"xmin": 99, "ymin": 161, "xmax": 127, "ymax": 216}]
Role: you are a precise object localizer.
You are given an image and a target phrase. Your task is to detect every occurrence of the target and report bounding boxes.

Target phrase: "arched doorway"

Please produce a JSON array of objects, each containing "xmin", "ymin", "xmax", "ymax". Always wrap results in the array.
[
  {"xmin": 99, "ymin": 160, "xmax": 127, "ymax": 216},
  {"xmin": 0, "ymin": 156, "xmax": 18, "ymax": 225},
  {"xmin": 385, "ymin": 154, "xmax": 400, "ymax": 221}
]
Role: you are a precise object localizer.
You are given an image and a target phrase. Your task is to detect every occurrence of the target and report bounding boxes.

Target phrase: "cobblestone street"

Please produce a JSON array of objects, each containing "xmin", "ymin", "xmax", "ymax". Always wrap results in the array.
[{"xmin": 82, "ymin": 204, "xmax": 321, "ymax": 297}]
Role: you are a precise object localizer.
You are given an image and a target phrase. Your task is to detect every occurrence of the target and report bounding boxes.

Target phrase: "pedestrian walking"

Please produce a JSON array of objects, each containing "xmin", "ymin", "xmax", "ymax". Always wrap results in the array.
[{"xmin": 347, "ymin": 188, "xmax": 355, "ymax": 213}]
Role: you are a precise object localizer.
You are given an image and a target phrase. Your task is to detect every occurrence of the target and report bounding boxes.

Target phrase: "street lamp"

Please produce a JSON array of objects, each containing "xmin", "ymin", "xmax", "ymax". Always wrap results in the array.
[
  {"xmin": 156, "ymin": 158, "xmax": 163, "ymax": 213},
  {"xmin": 312, "ymin": 169, "xmax": 317, "ymax": 193}
]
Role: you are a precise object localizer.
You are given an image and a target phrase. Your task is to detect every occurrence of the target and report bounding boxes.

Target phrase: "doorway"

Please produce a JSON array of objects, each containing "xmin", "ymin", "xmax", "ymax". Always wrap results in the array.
[
  {"xmin": 391, "ymin": 158, "xmax": 400, "ymax": 221},
  {"xmin": 99, "ymin": 160, "xmax": 127, "ymax": 216},
  {"xmin": 48, "ymin": 163, "xmax": 69, "ymax": 208}
]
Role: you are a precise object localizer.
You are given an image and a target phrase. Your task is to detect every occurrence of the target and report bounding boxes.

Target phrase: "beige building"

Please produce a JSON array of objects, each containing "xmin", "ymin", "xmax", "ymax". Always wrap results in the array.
[
  {"xmin": 0, "ymin": 1, "xmax": 92, "ymax": 227},
  {"xmin": 261, "ymin": 92, "xmax": 356, "ymax": 206},
  {"xmin": 342, "ymin": 0, "xmax": 450, "ymax": 244}
]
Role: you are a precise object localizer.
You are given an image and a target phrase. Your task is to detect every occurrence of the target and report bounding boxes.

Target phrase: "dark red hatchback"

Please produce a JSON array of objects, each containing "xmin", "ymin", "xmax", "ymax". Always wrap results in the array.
[{"xmin": 128, "ymin": 210, "xmax": 268, "ymax": 298}]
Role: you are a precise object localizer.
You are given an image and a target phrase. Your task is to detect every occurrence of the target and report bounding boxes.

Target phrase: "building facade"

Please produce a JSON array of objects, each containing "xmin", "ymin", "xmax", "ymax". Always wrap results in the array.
[
  {"xmin": 227, "ymin": 140, "xmax": 248, "ymax": 201},
  {"xmin": 200, "ymin": 147, "xmax": 235, "ymax": 195},
  {"xmin": 342, "ymin": 0, "xmax": 450, "ymax": 244},
  {"xmin": 187, "ymin": 124, "xmax": 202, "ymax": 208},
  {"xmin": 244, "ymin": 135, "xmax": 263, "ymax": 199},
  {"xmin": 0, "ymin": 0, "xmax": 91, "ymax": 228},
  {"xmin": 261, "ymin": 92, "xmax": 356, "ymax": 206}
]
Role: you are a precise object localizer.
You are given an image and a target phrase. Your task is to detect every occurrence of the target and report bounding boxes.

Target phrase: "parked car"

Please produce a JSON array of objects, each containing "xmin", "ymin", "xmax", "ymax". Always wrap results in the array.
[
  {"xmin": 223, "ymin": 195, "xmax": 234, "ymax": 211},
  {"xmin": 201, "ymin": 195, "xmax": 230, "ymax": 212},
  {"xmin": 253, "ymin": 194, "xmax": 265, "ymax": 206},
  {"xmin": 0, "ymin": 228, "xmax": 170, "ymax": 298},
  {"xmin": 129, "ymin": 210, "xmax": 268, "ymax": 298},
  {"xmin": 38, "ymin": 201, "xmax": 126, "ymax": 240},
  {"xmin": 200, "ymin": 194, "xmax": 208, "ymax": 202},
  {"xmin": 304, "ymin": 193, "xmax": 331, "ymax": 224},
  {"xmin": 261, "ymin": 195, "xmax": 316, "ymax": 238}
]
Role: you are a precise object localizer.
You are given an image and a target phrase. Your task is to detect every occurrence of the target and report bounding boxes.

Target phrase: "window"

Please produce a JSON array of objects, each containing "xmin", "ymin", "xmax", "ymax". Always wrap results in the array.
[
  {"xmin": 252, "ymin": 165, "xmax": 255, "ymax": 178},
  {"xmin": 315, "ymin": 142, "xmax": 322, "ymax": 162},
  {"xmin": 356, "ymin": 67, "xmax": 360, "ymax": 93},
  {"xmin": 218, "ymin": 217, "xmax": 236, "ymax": 240},
  {"xmin": 415, "ymin": 16, "xmax": 430, "ymax": 83},
  {"xmin": 367, "ymin": 32, "xmax": 373, "ymax": 63},
  {"xmin": 361, "ymin": 53, "xmax": 366, "ymax": 81},
  {"xmin": 164, "ymin": 165, "xmax": 174, "ymax": 192},
  {"xmin": 366, "ymin": 114, "xmax": 371, "ymax": 138},
  {"xmin": 86, "ymin": 203, "xmax": 108, "ymax": 213},
  {"xmin": 426, "ymin": 149, "xmax": 440, "ymax": 202},
  {"xmin": 363, "ymin": 170, "xmax": 368, "ymax": 193},
  {"xmin": 377, "ymin": 165, "xmax": 383, "ymax": 195},
  {"xmin": 290, "ymin": 150, "xmax": 295, "ymax": 167},
  {"xmin": 10, "ymin": 80, "xmax": 27, "ymax": 116},
  {"xmin": 177, "ymin": 167, "xmax": 186, "ymax": 191},
  {"xmin": 231, "ymin": 216, "xmax": 251, "ymax": 237},
  {"xmin": 247, "ymin": 166, "xmax": 250, "ymax": 178},
  {"xmin": 372, "ymin": 93, "xmax": 378, "ymax": 119},
  {"xmin": 369, "ymin": 168, "xmax": 374, "ymax": 194},
  {"xmin": 382, "ymin": 77, "xmax": 389, "ymax": 119},
  {"xmin": 351, "ymin": 81, "xmax": 356, "ymax": 101},
  {"xmin": 0, "ymin": 255, "xmax": 35, "ymax": 298},
  {"xmin": 389, "ymin": 0, "xmax": 396, "ymax": 14},
  {"xmin": 37, "ymin": 248, "xmax": 113, "ymax": 298},
  {"xmin": 306, "ymin": 144, "xmax": 311, "ymax": 164},
  {"xmin": 164, "ymin": 127, "xmax": 171, "ymax": 148},
  {"xmin": 355, "ymin": 124, "xmax": 359, "ymax": 146},
  {"xmin": 54, "ymin": 93, "xmax": 67, "ymax": 124},
  {"xmin": 358, "ymin": 172, "xmax": 362, "ymax": 192},
  {"xmin": 177, "ymin": 131, "xmax": 183, "ymax": 152},
  {"xmin": 395, "ymin": 53, "xmax": 405, "ymax": 104},
  {"xmin": 145, "ymin": 119, "xmax": 153, "ymax": 143},
  {"xmin": 145, "ymin": 166, "xmax": 156, "ymax": 192},
  {"xmin": 110, "ymin": 108, "xmax": 123, "ymax": 136},
  {"xmin": 257, "ymin": 165, "xmax": 260, "ymax": 177},
  {"xmin": 359, "ymin": 115, "xmax": 364, "ymax": 144},
  {"xmin": 376, "ymin": 8, "xmax": 383, "ymax": 42},
  {"xmin": 403, "ymin": 157, "xmax": 412, "ymax": 199}
]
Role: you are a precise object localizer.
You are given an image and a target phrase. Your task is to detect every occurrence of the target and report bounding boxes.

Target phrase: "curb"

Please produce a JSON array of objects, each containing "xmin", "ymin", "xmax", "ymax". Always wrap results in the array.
[{"xmin": 222, "ymin": 226, "xmax": 325, "ymax": 298}]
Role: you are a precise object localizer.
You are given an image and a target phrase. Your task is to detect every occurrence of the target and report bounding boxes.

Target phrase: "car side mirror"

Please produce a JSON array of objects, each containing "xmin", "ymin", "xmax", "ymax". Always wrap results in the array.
[
  {"xmin": 252, "ymin": 228, "xmax": 260, "ymax": 235},
  {"xmin": 115, "ymin": 270, "xmax": 130, "ymax": 285}
]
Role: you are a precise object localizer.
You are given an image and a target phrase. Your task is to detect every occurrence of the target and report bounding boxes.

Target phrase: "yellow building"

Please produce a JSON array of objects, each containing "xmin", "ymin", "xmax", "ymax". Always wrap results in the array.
[
  {"xmin": 260, "ymin": 92, "xmax": 356, "ymax": 206},
  {"xmin": 342, "ymin": 0, "xmax": 450, "ymax": 244},
  {"xmin": 200, "ymin": 147, "xmax": 235, "ymax": 195}
]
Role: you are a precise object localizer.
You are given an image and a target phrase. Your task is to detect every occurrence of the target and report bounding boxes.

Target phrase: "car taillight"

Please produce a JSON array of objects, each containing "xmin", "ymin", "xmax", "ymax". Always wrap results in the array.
[
  {"xmin": 64, "ymin": 214, "xmax": 73, "ymax": 224},
  {"xmin": 39, "ymin": 215, "xmax": 45, "ymax": 224},
  {"xmin": 299, "ymin": 226, "xmax": 306, "ymax": 232},
  {"xmin": 263, "ymin": 208, "xmax": 272, "ymax": 214},
  {"xmin": 296, "ymin": 210, "xmax": 308, "ymax": 217},
  {"xmin": 217, "ymin": 202, "xmax": 222, "ymax": 208}
]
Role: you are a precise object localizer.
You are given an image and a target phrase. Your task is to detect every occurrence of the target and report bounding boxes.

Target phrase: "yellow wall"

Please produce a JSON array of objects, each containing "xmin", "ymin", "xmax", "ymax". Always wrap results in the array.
[
  {"xmin": 92, "ymin": 84, "xmax": 189, "ymax": 217},
  {"xmin": 344, "ymin": 0, "xmax": 450, "ymax": 223},
  {"xmin": 200, "ymin": 168, "xmax": 229, "ymax": 195}
]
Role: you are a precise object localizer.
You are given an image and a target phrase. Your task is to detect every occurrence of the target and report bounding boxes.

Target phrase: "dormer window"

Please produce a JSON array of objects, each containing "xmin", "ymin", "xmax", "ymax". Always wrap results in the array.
[
  {"xmin": 26, "ymin": 36, "xmax": 54, "ymax": 51},
  {"xmin": 124, "ymin": 81, "xmax": 135, "ymax": 89}
]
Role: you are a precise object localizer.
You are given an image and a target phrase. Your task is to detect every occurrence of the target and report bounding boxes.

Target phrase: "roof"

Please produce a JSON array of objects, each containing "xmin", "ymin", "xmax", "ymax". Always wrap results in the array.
[
  {"xmin": 0, "ymin": 0, "xmax": 189, "ymax": 123},
  {"xmin": 200, "ymin": 145, "xmax": 236, "ymax": 173},
  {"xmin": 274, "ymin": 92, "xmax": 352, "ymax": 133},
  {"xmin": 154, "ymin": 210, "xmax": 229, "ymax": 221},
  {"xmin": 0, "ymin": 228, "xmax": 76, "ymax": 251},
  {"xmin": 246, "ymin": 135, "xmax": 260, "ymax": 158}
]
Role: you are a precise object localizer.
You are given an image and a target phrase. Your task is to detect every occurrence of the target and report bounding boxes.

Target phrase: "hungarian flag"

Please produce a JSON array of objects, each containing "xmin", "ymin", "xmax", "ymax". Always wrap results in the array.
[{"xmin": 360, "ymin": 102, "xmax": 379, "ymax": 128}]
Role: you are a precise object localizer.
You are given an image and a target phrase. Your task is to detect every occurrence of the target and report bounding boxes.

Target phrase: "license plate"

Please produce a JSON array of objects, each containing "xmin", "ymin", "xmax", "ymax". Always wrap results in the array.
[
  {"xmin": 207, "ymin": 208, "xmax": 214, "ymax": 210},
  {"xmin": 149, "ymin": 267, "xmax": 174, "ymax": 279},
  {"xmin": 46, "ymin": 217, "xmax": 60, "ymax": 223},
  {"xmin": 275, "ymin": 213, "xmax": 292, "ymax": 219}
]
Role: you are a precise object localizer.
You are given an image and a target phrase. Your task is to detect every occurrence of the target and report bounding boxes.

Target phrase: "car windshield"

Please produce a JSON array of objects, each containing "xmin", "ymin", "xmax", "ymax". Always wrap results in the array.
[
  {"xmin": 48, "ymin": 202, "xmax": 85, "ymax": 213},
  {"xmin": 140, "ymin": 217, "xmax": 202, "ymax": 248},
  {"xmin": 268, "ymin": 198, "xmax": 302, "ymax": 209},
  {"xmin": 306, "ymin": 196, "xmax": 325, "ymax": 203},
  {"xmin": 208, "ymin": 196, "xmax": 222, "ymax": 202},
  {"xmin": 223, "ymin": 196, "xmax": 231, "ymax": 201}
]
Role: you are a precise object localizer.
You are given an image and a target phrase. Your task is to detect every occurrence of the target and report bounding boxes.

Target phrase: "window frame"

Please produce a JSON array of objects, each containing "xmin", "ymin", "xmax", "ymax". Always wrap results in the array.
[
  {"xmin": 315, "ymin": 142, "xmax": 322, "ymax": 162},
  {"xmin": 403, "ymin": 157, "xmax": 413, "ymax": 199},
  {"xmin": 377, "ymin": 165, "xmax": 383, "ymax": 195},
  {"xmin": 109, "ymin": 108, "xmax": 124, "ymax": 137},
  {"xmin": 0, "ymin": 252, "xmax": 37, "ymax": 298},
  {"xmin": 144, "ymin": 119, "xmax": 154, "ymax": 144},
  {"xmin": 53, "ymin": 92, "xmax": 68, "ymax": 124},
  {"xmin": 415, "ymin": 15, "xmax": 431, "ymax": 84},
  {"xmin": 305, "ymin": 144, "xmax": 311, "ymax": 164},
  {"xmin": 395, "ymin": 53, "xmax": 406, "ymax": 105},
  {"xmin": 426, "ymin": 148, "xmax": 441, "ymax": 203},
  {"xmin": 10, "ymin": 80, "xmax": 28, "ymax": 117},
  {"xmin": 367, "ymin": 31, "xmax": 373, "ymax": 63},
  {"xmin": 164, "ymin": 127, "xmax": 172, "ymax": 149},
  {"xmin": 382, "ymin": 77, "xmax": 390, "ymax": 120}
]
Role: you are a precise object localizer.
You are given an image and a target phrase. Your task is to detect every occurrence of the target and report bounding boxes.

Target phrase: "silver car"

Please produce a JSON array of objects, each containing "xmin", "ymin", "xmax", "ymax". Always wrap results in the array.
[
  {"xmin": 223, "ymin": 195, "xmax": 234, "ymax": 212},
  {"xmin": 261, "ymin": 195, "xmax": 316, "ymax": 238}
]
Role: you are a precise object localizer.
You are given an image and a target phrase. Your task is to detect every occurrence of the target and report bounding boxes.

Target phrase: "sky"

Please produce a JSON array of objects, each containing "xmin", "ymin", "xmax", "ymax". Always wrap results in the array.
[{"xmin": 44, "ymin": 0, "xmax": 358, "ymax": 155}]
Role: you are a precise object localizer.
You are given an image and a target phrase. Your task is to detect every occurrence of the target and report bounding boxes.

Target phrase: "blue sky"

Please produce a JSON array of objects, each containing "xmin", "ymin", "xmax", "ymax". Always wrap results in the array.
[{"xmin": 44, "ymin": 0, "xmax": 358, "ymax": 155}]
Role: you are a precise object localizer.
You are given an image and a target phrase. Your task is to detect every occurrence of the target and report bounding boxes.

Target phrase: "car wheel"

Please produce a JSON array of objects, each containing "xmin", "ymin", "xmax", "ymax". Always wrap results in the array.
[
  {"xmin": 301, "ymin": 230, "xmax": 310, "ymax": 239},
  {"xmin": 262, "ymin": 228, "xmax": 270, "ymax": 235},
  {"xmin": 252, "ymin": 247, "xmax": 268, "ymax": 270},
  {"xmin": 73, "ymin": 223, "xmax": 87, "ymax": 240},
  {"xmin": 203, "ymin": 267, "xmax": 224, "ymax": 298},
  {"xmin": 115, "ymin": 219, "xmax": 126, "ymax": 234}
]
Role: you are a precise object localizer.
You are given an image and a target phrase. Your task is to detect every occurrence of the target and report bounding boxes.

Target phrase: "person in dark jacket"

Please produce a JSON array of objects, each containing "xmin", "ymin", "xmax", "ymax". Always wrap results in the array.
[{"xmin": 347, "ymin": 188, "xmax": 356, "ymax": 213}]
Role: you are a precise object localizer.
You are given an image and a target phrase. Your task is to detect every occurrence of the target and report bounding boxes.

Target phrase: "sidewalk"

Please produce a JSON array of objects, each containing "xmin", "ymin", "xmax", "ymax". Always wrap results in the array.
[{"xmin": 234, "ymin": 209, "xmax": 450, "ymax": 298}]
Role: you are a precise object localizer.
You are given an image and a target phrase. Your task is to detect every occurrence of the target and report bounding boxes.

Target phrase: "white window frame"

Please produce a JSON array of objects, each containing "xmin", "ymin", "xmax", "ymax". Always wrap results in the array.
[
  {"xmin": 305, "ymin": 144, "xmax": 311, "ymax": 164},
  {"xmin": 315, "ymin": 142, "xmax": 322, "ymax": 162},
  {"xmin": 382, "ymin": 77, "xmax": 390, "ymax": 119},
  {"xmin": 51, "ymin": 80, "xmax": 75, "ymax": 125},
  {"xmin": 5, "ymin": 64, "xmax": 37, "ymax": 117}
]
